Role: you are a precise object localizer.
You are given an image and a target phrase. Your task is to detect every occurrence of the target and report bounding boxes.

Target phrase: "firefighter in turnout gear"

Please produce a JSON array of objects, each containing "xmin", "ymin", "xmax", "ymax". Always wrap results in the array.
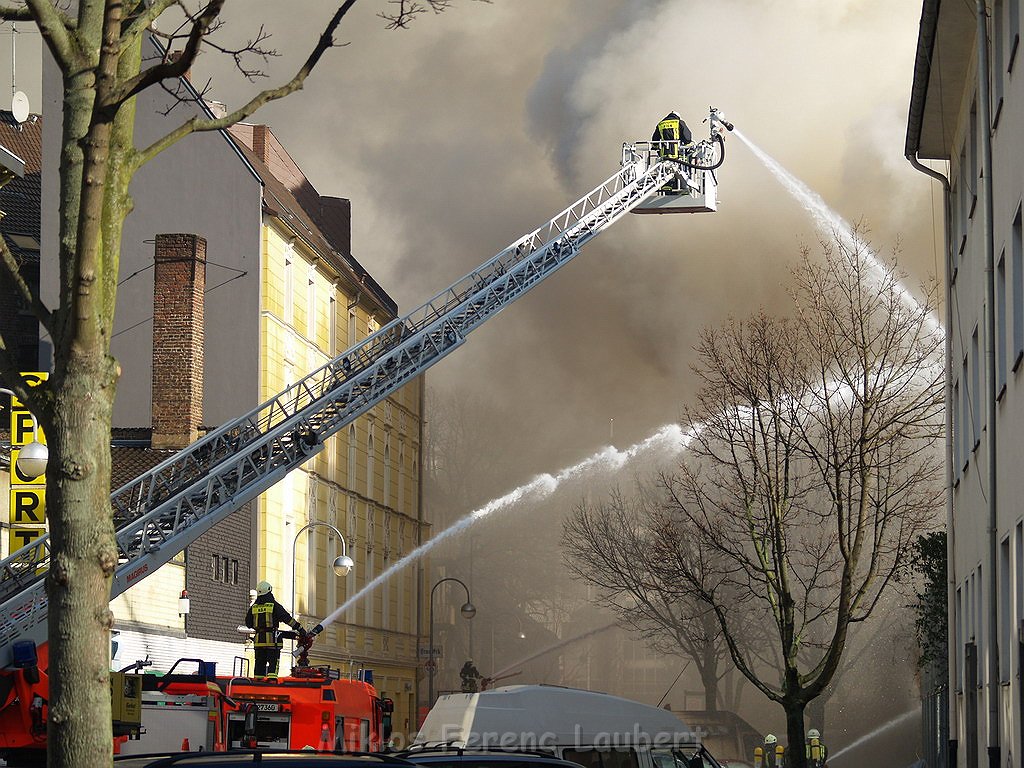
[
  {"xmin": 754, "ymin": 734, "xmax": 783, "ymax": 767},
  {"xmin": 806, "ymin": 728, "xmax": 827, "ymax": 767},
  {"xmin": 246, "ymin": 580, "xmax": 305, "ymax": 679},
  {"xmin": 651, "ymin": 111, "xmax": 693, "ymax": 192},
  {"xmin": 460, "ymin": 659, "xmax": 482, "ymax": 693}
]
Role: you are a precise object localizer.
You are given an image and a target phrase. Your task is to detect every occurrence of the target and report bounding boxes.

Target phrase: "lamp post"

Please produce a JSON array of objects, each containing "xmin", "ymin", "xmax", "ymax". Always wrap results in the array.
[
  {"xmin": 0, "ymin": 387, "xmax": 48, "ymax": 478},
  {"xmin": 290, "ymin": 521, "xmax": 354, "ymax": 655},
  {"xmin": 428, "ymin": 576, "xmax": 476, "ymax": 705}
]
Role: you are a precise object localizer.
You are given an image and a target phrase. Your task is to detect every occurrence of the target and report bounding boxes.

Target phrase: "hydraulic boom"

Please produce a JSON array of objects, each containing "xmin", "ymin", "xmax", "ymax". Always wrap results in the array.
[{"xmin": 0, "ymin": 108, "xmax": 731, "ymax": 665}]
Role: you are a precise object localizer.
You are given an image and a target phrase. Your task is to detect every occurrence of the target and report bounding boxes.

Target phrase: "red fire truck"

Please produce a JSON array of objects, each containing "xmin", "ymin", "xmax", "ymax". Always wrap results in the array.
[{"xmin": 0, "ymin": 635, "xmax": 394, "ymax": 765}]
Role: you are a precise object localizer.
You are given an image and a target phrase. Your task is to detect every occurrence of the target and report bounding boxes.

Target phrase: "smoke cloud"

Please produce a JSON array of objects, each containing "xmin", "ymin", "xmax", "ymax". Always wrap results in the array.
[
  {"xmin": 186, "ymin": 5, "xmax": 936, "ymax": 753},
  {"xmin": 199, "ymin": 0, "xmax": 938, "ymax": 474}
]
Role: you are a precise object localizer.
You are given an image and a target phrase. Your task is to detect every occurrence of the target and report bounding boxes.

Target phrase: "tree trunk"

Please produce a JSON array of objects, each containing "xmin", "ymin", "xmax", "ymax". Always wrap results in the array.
[
  {"xmin": 46, "ymin": 360, "xmax": 119, "ymax": 767},
  {"xmin": 783, "ymin": 699, "xmax": 808, "ymax": 768},
  {"xmin": 700, "ymin": 647, "xmax": 719, "ymax": 712}
]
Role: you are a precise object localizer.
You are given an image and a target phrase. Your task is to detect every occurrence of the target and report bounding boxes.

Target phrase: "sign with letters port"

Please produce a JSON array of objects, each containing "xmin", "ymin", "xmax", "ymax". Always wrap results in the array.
[{"xmin": 7, "ymin": 372, "xmax": 47, "ymax": 557}]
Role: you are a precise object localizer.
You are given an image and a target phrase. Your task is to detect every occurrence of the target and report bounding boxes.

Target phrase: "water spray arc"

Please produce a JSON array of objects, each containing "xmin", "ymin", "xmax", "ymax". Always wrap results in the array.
[
  {"xmin": 827, "ymin": 709, "xmax": 918, "ymax": 763},
  {"xmin": 731, "ymin": 128, "xmax": 944, "ymax": 339},
  {"xmin": 302, "ymin": 424, "xmax": 698, "ymax": 641},
  {"xmin": 489, "ymin": 621, "xmax": 617, "ymax": 681}
]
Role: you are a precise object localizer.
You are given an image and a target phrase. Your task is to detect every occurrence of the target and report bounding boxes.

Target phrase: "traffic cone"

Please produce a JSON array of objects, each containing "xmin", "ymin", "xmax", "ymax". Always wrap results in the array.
[{"xmin": 181, "ymin": 737, "xmax": 190, "ymax": 752}]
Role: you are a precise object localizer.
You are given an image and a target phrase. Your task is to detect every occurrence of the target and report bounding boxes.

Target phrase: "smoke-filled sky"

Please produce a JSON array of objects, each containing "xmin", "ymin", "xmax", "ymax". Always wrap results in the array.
[
  {"xmin": 0, "ymin": 0, "xmax": 942, "ymax": 483},
  {"xmin": 194, "ymin": 0, "xmax": 941, "ymax": 480}
]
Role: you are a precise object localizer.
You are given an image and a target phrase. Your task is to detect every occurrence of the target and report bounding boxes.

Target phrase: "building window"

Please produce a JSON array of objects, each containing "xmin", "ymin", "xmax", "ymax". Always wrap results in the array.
[
  {"xmin": 953, "ymin": 380, "xmax": 961, "ymax": 479},
  {"xmin": 398, "ymin": 441, "xmax": 405, "ymax": 514},
  {"xmin": 1000, "ymin": 537, "xmax": 1011, "ymax": 681},
  {"xmin": 998, "ymin": 252, "xmax": 1007, "ymax": 395},
  {"xmin": 961, "ymin": 356, "xmax": 970, "ymax": 468},
  {"xmin": 284, "ymin": 243, "xmax": 295, "ymax": 326},
  {"xmin": 383, "ymin": 438, "xmax": 391, "ymax": 507},
  {"xmin": 958, "ymin": 149, "xmax": 970, "ymax": 248},
  {"xmin": 211, "ymin": 555, "xmax": 238, "ymax": 585},
  {"xmin": 969, "ymin": 103, "xmax": 978, "ymax": 196},
  {"xmin": 330, "ymin": 293, "xmax": 338, "ymax": 356},
  {"xmin": 971, "ymin": 327, "xmax": 981, "ymax": 450},
  {"xmin": 995, "ymin": 0, "xmax": 1007, "ymax": 118},
  {"xmin": 1011, "ymin": 0, "xmax": 1021, "ymax": 72},
  {"xmin": 307, "ymin": 265, "xmax": 317, "ymax": 341},
  {"xmin": 367, "ymin": 430, "xmax": 375, "ymax": 500},
  {"xmin": 364, "ymin": 547, "xmax": 375, "ymax": 625},
  {"xmin": 955, "ymin": 585, "xmax": 964, "ymax": 691},
  {"xmin": 1016, "ymin": 523, "xmax": 1024, "ymax": 649},
  {"xmin": 348, "ymin": 424, "xmax": 357, "ymax": 487},
  {"xmin": 1013, "ymin": 205, "xmax": 1024, "ymax": 368}
]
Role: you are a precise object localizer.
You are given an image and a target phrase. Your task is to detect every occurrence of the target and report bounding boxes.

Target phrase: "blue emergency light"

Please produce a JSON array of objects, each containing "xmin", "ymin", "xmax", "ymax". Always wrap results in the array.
[{"xmin": 11, "ymin": 640, "xmax": 38, "ymax": 669}]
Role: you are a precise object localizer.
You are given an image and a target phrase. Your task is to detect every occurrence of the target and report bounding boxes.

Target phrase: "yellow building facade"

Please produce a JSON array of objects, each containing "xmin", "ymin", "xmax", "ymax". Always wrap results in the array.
[{"xmin": 258, "ymin": 218, "xmax": 425, "ymax": 737}]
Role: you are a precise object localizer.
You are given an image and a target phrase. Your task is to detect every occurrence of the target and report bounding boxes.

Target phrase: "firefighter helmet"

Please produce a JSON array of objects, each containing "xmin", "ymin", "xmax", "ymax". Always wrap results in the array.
[
  {"xmin": 807, "ymin": 729, "xmax": 820, "ymax": 740},
  {"xmin": 764, "ymin": 734, "xmax": 778, "ymax": 746},
  {"xmin": 256, "ymin": 580, "xmax": 273, "ymax": 596}
]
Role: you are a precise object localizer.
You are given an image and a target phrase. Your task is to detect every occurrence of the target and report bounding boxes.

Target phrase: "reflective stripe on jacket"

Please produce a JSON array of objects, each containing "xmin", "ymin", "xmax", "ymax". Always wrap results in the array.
[{"xmin": 245, "ymin": 594, "xmax": 300, "ymax": 648}]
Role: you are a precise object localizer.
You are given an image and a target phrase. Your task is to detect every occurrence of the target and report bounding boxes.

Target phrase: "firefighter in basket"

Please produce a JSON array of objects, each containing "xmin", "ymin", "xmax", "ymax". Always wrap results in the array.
[{"xmin": 245, "ymin": 580, "xmax": 306, "ymax": 679}]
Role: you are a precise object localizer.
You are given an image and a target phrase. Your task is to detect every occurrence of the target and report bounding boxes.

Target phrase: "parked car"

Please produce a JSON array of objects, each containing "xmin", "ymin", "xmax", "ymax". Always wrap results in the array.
[
  {"xmin": 396, "ymin": 747, "xmax": 584, "ymax": 768},
  {"xmin": 114, "ymin": 750, "xmax": 416, "ymax": 768}
]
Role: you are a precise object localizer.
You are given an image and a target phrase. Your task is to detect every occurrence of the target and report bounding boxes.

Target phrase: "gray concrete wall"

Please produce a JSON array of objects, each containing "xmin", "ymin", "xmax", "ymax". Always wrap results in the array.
[{"xmin": 41, "ymin": 44, "xmax": 263, "ymax": 430}]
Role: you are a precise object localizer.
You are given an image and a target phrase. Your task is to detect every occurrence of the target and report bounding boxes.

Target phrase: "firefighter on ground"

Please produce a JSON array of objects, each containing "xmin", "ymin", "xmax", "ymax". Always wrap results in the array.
[
  {"xmin": 460, "ymin": 659, "xmax": 481, "ymax": 693},
  {"xmin": 754, "ymin": 733, "xmax": 783, "ymax": 767},
  {"xmin": 651, "ymin": 111, "xmax": 693, "ymax": 192},
  {"xmin": 246, "ymin": 580, "xmax": 306, "ymax": 679},
  {"xmin": 806, "ymin": 728, "xmax": 827, "ymax": 767}
]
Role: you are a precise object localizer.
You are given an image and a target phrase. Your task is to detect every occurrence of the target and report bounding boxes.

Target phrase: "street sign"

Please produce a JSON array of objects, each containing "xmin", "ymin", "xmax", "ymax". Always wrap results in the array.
[{"xmin": 418, "ymin": 647, "xmax": 442, "ymax": 659}]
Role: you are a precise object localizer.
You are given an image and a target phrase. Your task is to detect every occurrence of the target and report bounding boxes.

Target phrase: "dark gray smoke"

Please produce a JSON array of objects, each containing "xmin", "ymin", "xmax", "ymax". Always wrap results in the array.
[
  {"xmin": 189, "ymin": 1, "xmax": 932, "ymax": 753},
  {"xmin": 199, "ymin": 0, "xmax": 937, "ymax": 472}
]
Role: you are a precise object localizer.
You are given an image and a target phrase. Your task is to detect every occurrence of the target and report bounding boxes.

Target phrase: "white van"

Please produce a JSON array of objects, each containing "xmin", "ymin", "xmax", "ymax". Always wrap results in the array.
[{"xmin": 414, "ymin": 685, "xmax": 723, "ymax": 768}]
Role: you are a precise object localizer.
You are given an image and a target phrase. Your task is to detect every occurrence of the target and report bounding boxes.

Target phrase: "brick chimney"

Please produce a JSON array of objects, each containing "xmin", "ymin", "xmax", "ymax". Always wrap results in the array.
[{"xmin": 152, "ymin": 234, "xmax": 206, "ymax": 449}]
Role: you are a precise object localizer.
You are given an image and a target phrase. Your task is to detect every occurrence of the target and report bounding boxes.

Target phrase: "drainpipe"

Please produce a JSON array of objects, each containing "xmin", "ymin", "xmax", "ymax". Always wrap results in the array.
[
  {"xmin": 906, "ymin": 151, "xmax": 953, "ymax": 767},
  {"xmin": 975, "ymin": 2, "xmax": 1000, "ymax": 766}
]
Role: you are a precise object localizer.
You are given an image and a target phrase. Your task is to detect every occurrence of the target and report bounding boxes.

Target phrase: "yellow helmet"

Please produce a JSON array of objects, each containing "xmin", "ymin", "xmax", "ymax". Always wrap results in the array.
[{"xmin": 256, "ymin": 580, "xmax": 273, "ymax": 596}]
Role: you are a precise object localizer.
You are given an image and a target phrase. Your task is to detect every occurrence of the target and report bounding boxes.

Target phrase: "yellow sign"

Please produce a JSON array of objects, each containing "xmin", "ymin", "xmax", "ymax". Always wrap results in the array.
[
  {"xmin": 8, "ymin": 526, "xmax": 45, "ymax": 553},
  {"xmin": 10, "ymin": 486, "xmax": 45, "ymax": 524},
  {"xmin": 7, "ymin": 372, "xmax": 48, "ymax": 537}
]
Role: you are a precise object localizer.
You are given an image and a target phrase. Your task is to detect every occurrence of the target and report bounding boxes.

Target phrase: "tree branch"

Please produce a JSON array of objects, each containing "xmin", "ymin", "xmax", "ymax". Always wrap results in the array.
[
  {"xmin": 110, "ymin": 0, "xmax": 225, "ymax": 105},
  {"xmin": 120, "ymin": 0, "xmax": 179, "ymax": 44},
  {"xmin": 132, "ymin": 0, "xmax": 357, "ymax": 167},
  {"xmin": 24, "ymin": 0, "xmax": 82, "ymax": 72},
  {"xmin": 0, "ymin": 239, "xmax": 54, "ymax": 334}
]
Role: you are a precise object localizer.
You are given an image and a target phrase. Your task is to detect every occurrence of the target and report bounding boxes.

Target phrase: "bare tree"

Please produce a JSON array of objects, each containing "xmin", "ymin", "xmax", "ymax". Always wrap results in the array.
[
  {"xmin": 651, "ymin": 233, "xmax": 943, "ymax": 768},
  {"xmin": 0, "ymin": 2, "xmax": 459, "ymax": 764},
  {"xmin": 563, "ymin": 485, "xmax": 750, "ymax": 712}
]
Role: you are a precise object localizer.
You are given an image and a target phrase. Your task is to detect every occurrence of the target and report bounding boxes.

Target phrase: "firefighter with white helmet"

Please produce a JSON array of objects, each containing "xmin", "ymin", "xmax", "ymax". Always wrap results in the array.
[
  {"xmin": 755, "ymin": 733, "xmax": 783, "ymax": 768},
  {"xmin": 245, "ymin": 580, "xmax": 305, "ymax": 679},
  {"xmin": 806, "ymin": 728, "xmax": 827, "ymax": 767}
]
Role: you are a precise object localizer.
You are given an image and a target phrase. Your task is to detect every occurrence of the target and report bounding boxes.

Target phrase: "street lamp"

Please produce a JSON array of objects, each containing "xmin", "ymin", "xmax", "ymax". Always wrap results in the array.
[
  {"xmin": 291, "ymin": 520, "xmax": 354, "ymax": 626},
  {"xmin": 0, "ymin": 387, "xmax": 48, "ymax": 478},
  {"xmin": 428, "ymin": 576, "xmax": 476, "ymax": 705}
]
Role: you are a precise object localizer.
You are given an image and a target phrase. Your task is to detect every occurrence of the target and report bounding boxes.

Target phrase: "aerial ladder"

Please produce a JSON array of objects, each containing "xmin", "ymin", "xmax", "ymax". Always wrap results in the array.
[{"xmin": 0, "ymin": 108, "xmax": 732, "ymax": 668}]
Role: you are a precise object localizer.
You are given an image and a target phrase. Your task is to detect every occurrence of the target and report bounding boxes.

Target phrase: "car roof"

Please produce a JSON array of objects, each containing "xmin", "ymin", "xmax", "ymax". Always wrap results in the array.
[
  {"xmin": 394, "ymin": 749, "xmax": 579, "ymax": 767},
  {"xmin": 114, "ymin": 751, "xmax": 415, "ymax": 767}
]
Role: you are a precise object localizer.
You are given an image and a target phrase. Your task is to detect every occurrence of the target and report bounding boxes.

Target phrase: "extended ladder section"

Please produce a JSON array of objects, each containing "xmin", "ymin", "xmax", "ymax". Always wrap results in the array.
[{"xmin": 0, "ymin": 120, "xmax": 727, "ymax": 664}]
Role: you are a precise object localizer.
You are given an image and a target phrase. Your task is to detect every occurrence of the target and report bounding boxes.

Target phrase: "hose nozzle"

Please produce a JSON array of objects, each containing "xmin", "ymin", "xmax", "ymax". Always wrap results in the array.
[{"xmin": 709, "ymin": 106, "xmax": 734, "ymax": 132}]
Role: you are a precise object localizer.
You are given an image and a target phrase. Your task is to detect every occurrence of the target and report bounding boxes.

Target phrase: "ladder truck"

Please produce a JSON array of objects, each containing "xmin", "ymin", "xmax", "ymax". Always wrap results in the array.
[{"xmin": 0, "ymin": 108, "xmax": 732, "ymax": 764}]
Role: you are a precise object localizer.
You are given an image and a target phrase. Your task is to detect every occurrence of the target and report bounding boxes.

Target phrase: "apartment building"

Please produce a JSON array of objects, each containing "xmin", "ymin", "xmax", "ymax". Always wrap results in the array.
[
  {"xmin": 907, "ymin": 2, "xmax": 1024, "ymax": 765},
  {"xmin": 33, "ymin": 41, "xmax": 427, "ymax": 735}
]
